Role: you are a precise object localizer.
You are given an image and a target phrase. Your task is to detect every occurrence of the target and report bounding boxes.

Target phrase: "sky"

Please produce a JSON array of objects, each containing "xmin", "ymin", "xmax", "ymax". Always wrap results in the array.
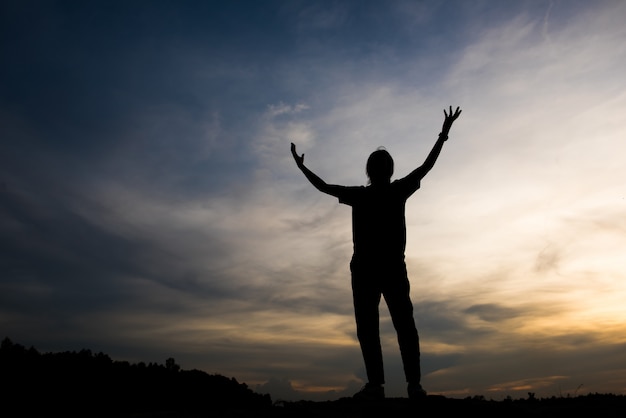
[{"xmin": 1, "ymin": 0, "xmax": 626, "ymax": 401}]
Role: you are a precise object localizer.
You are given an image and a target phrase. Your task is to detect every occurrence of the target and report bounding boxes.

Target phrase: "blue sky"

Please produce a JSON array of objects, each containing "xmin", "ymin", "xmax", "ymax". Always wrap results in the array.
[{"xmin": 2, "ymin": 0, "xmax": 626, "ymax": 401}]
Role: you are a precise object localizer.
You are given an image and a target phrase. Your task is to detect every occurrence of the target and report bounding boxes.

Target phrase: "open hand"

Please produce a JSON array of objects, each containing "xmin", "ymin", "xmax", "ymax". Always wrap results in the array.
[
  {"xmin": 291, "ymin": 142, "xmax": 304, "ymax": 168},
  {"xmin": 442, "ymin": 106, "xmax": 462, "ymax": 135}
]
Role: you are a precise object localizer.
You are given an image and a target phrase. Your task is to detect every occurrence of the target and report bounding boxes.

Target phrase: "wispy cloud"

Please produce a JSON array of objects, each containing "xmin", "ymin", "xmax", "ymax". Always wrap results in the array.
[{"xmin": 2, "ymin": 0, "xmax": 626, "ymax": 401}]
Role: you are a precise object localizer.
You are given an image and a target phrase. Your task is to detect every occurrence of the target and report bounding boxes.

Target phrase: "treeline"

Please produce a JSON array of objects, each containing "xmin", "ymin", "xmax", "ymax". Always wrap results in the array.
[{"xmin": 1, "ymin": 337, "xmax": 271, "ymax": 415}]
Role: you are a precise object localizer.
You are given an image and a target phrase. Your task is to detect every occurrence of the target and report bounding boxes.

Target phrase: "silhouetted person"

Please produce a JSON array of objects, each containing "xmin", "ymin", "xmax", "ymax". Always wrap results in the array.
[{"xmin": 291, "ymin": 106, "xmax": 462, "ymax": 400}]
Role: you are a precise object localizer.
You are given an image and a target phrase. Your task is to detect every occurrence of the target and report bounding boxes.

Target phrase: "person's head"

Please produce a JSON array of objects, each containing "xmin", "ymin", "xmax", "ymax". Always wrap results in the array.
[{"xmin": 366, "ymin": 148, "xmax": 394, "ymax": 185}]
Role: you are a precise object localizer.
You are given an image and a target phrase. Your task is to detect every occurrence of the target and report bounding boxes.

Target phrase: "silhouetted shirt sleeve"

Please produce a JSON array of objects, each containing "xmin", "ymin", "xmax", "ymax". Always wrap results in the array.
[
  {"xmin": 336, "ymin": 179, "xmax": 420, "ymax": 262},
  {"xmin": 336, "ymin": 186, "xmax": 365, "ymax": 207}
]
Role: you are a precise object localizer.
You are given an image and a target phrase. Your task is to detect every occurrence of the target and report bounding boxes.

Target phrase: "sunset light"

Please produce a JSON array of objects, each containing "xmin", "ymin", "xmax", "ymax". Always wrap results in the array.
[{"xmin": 1, "ymin": 0, "xmax": 625, "ymax": 402}]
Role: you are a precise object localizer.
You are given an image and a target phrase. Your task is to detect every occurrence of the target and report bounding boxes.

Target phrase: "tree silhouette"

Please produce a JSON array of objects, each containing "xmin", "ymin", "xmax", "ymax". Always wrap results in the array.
[
  {"xmin": 165, "ymin": 356, "xmax": 180, "ymax": 372},
  {"xmin": 0, "ymin": 337, "xmax": 271, "ymax": 415}
]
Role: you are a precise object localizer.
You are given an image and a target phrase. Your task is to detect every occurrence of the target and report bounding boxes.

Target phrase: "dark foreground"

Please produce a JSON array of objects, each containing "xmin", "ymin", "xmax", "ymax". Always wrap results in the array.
[
  {"xmin": 122, "ymin": 394, "xmax": 626, "ymax": 418},
  {"xmin": 3, "ymin": 339, "xmax": 625, "ymax": 417},
  {"xmin": 280, "ymin": 395, "xmax": 626, "ymax": 418},
  {"xmin": 265, "ymin": 394, "xmax": 626, "ymax": 418}
]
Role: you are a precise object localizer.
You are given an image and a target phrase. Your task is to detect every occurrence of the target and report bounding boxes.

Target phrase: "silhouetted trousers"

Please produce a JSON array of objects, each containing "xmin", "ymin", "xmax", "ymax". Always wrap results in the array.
[{"xmin": 350, "ymin": 257, "xmax": 421, "ymax": 386}]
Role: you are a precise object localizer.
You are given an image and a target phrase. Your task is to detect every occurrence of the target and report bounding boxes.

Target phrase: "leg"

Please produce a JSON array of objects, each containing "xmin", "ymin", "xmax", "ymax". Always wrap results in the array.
[
  {"xmin": 383, "ymin": 265, "xmax": 421, "ymax": 385},
  {"xmin": 351, "ymin": 263, "xmax": 385, "ymax": 385}
]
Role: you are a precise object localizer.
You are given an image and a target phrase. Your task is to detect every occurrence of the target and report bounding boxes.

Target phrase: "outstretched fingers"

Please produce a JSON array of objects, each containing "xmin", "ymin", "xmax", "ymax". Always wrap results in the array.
[
  {"xmin": 441, "ymin": 106, "xmax": 462, "ymax": 136},
  {"xmin": 444, "ymin": 106, "xmax": 462, "ymax": 120},
  {"xmin": 291, "ymin": 142, "xmax": 304, "ymax": 166}
]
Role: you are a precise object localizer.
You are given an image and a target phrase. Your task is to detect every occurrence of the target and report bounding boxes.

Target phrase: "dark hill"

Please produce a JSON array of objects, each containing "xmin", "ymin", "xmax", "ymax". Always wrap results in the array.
[{"xmin": 0, "ymin": 337, "xmax": 271, "ymax": 416}]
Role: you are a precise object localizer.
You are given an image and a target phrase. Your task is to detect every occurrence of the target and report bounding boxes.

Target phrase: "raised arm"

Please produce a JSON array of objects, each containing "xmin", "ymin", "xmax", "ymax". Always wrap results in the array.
[
  {"xmin": 405, "ymin": 106, "xmax": 462, "ymax": 183},
  {"xmin": 291, "ymin": 142, "xmax": 342, "ymax": 197}
]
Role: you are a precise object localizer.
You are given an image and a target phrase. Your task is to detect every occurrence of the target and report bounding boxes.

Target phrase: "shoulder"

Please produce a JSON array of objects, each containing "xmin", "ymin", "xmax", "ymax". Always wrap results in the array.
[
  {"xmin": 392, "ymin": 177, "xmax": 420, "ymax": 198},
  {"xmin": 337, "ymin": 185, "xmax": 366, "ymax": 205}
]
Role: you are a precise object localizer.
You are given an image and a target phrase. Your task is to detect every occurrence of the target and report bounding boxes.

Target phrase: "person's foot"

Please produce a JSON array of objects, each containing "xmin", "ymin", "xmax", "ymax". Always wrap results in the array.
[
  {"xmin": 353, "ymin": 383, "xmax": 385, "ymax": 400},
  {"xmin": 407, "ymin": 382, "xmax": 427, "ymax": 400}
]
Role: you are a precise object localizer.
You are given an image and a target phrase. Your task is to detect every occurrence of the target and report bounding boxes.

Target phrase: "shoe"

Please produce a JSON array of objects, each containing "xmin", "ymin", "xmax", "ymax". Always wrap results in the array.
[
  {"xmin": 407, "ymin": 382, "xmax": 427, "ymax": 400},
  {"xmin": 353, "ymin": 383, "xmax": 385, "ymax": 400}
]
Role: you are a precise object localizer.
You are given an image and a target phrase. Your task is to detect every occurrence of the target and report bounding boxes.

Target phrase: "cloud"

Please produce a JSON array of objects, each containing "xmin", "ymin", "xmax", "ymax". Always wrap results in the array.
[
  {"xmin": 291, "ymin": 2, "xmax": 350, "ymax": 32},
  {"xmin": 267, "ymin": 102, "xmax": 310, "ymax": 118},
  {"xmin": 2, "ymin": 0, "xmax": 626, "ymax": 402},
  {"xmin": 464, "ymin": 303, "xmax": 522, "ymax": 323}
]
